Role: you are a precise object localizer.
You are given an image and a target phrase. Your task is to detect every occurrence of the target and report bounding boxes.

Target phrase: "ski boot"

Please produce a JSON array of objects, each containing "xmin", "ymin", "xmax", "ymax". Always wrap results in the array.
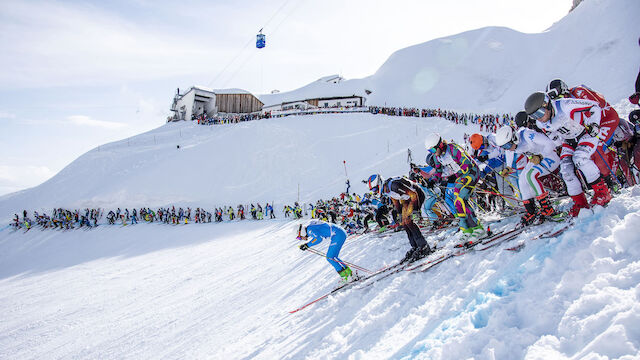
[
  {"xmin": 536, "ymin": 192, "xmax": 565, "ymax": 221},
  {"xmin": 403, "ymin": 247, "xmax": 419, "ymax": 263},
  {"xmin": 604, "ymin": 174, "xmax": 620, "ymax": 194},
  {"xmin": 338, "ymin": 267, "xmax": 354, "ymax": 283},
  {"xmin": 590, "ymin": 178, "xmax": 613, "ymax": 207},
  {"xmin": 469, "ymin": 224, "xmax": 486, "ymax": 238},
  {"xmin": 520, "ymin": 199, "xmax": 538, "ymax": 226},
  {"xmin": 410, "ymin": 245, "xmax": 433, "ymax": 261},
  {"xmin": 460, "ymin": 226, "xmax": 475, "ymax": 237},
  {"xmin": 569, "ymin": 192, "xmax": 590, "ymax": 217}
]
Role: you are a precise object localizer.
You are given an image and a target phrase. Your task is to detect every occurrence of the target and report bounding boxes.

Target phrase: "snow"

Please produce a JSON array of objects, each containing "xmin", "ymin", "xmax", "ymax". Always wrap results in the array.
[
  {"xmin": 0, "ymin": 113, "xmax": 476, "ymax": 219},
  {"xmin": 1, "ymin": 189, "xmax": 639, "ymax": 359},
  {"xmin": 1, "ymin": 0, "xmax": 640, "ymax": 358},
  {"xmin": 261, "ymin": 0, "xmax": 640, "ymax": 113}
]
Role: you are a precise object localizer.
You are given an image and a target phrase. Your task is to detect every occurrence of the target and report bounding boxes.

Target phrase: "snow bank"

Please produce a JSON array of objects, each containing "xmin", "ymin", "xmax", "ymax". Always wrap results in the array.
[{"xmin": 262, "ymin": 0, "xmax": 640, "ymax": 113}]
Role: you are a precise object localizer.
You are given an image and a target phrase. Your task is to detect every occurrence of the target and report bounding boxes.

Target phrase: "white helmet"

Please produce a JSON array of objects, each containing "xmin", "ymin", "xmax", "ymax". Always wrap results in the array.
[
  {"xmin": 495, "ymin": 126, "xmax": 518, "ymax": 148},
  {"xmin": 295, "ymin": 219, "xmax": 324, "ymax": 239},
  {"xmin": 424, "ymin": 133, "xmax": 442, "ymax": 150}
]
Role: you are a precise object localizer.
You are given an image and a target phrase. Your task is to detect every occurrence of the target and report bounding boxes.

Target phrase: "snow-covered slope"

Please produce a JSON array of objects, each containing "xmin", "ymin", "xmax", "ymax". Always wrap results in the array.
[
  {"xmin": 261, "ymin": 0, "xmax": 640, "ymax": 112},
  {"xmin": 0, "ymin": 114, "xmax": 479, "ymax": 221},
  {"xmin": 1, "ymin": 0, "xmax": 639, "ymax": 358},
  {"xmin": 1, "ymin": 188, "xmax": 639, "ymax": 359}
]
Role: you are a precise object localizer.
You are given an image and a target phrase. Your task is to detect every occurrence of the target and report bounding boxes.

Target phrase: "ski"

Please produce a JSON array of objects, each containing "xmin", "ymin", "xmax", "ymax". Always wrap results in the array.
[
  {"xmin": 288, "ymin": 259, "xmax": 409, "ymax": 314},
  {"xmin": 404, "ymin": 250, "xmax": 454, "ymax": 271},
  {"xmin": 504, "ymin": 221, "xmax": 574, "ymax": 251},
  {"xmin": 289, "ymin": 245, "xmax": 451, "ymax": 314}
]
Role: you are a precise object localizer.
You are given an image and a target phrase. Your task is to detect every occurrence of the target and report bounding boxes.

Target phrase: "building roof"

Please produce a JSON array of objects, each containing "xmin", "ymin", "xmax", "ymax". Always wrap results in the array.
[
  {"xmin": 191, "ymin": 86, "xmax": 252, "ymax": 95},
  {"xmin": 258, "ymin": 75, "xmax": 370, "ymax": 107}
]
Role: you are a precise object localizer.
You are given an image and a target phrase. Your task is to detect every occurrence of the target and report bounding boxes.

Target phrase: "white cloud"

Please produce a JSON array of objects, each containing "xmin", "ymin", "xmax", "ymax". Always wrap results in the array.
[
  {"xmin": 0, "ymin": 165, "xmax": 56, "ymax": 195},
  {"xmin": 0, "ymin": 111, "xmax": 16, "ymax": 119},
  {"xmin": 67, "ymin": 115, "xmax": 127, "ymax": 129},
  {"xmin": 0, "ymin": 1, "xmax": 219, "ymax": 88}
]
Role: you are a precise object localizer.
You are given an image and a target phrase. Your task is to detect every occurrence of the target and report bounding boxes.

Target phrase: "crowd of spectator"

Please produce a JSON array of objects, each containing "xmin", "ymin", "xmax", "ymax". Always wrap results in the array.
[
  {"xmin": 192, "ymin": 104, "xmax": 513, "ymax": 134},
  {"xmin": 9, "ymin": 203, "xmax": 282, "ymax": 232},
  {"xmin": 195, "ymin": 112, "xmax": 271, "ymax": 125}
]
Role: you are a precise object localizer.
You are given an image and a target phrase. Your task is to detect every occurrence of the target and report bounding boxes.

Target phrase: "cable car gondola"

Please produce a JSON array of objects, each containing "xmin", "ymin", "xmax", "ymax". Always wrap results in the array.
[{"xmin": 256, "ymin": 29, "xmax": 266, "ymax": 49}]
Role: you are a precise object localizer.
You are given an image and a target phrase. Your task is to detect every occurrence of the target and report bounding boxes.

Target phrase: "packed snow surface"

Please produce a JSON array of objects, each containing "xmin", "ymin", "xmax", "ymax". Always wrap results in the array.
[
  {"xmin": 0, "ymin": 114, "xmax": 478, "ymax": 220},
  {"xmin": 1, "ymin": 112, "xmax": 639, "ymax": 359},
  {"xmin": 2, "ymin": 0, "xmax": 640, "ymax": 358},
  {"xmin": 1, "ymin": 188, "xmax": 639, "ymax": 359}
]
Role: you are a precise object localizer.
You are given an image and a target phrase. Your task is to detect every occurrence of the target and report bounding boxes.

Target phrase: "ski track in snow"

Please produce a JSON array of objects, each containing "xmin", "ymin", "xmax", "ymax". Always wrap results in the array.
[
  {"xmin": 0, "ymin": 188, "xmax": 639, "ymax": 359},
  {"xmin": 1, "ymin": 0, "xmax": 639, "ymax": 355}
]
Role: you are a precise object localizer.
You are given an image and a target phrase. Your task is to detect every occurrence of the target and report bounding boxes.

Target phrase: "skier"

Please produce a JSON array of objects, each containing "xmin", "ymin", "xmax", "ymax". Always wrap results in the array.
[
  {"xmin": 266, "ymin": 203, "xmax": 275, "ymax": 219},
  {"xmin": 257, "ymin": 203, "xmax": 264, "ymax": 220},
  {"xmin": 469, "ymin": 132, "xmax": 518, "ymax": 201},
  {"xmin": 297, "ymin": 220, "xmax": 355, "ymax": 283},
  {"xmin": 379, "ymin": 175, "xmax": 433, "ymax": 261},
  {"xmin": 424, "ymin": 133, "xmax": 485, "ymax": 238},
  {"xmin": 410, "ymin": 150, "xmax": 447, "ymax": 226},
  {"xmin": 494, "ymin": 125, "xmax": 561, "ymax": 224},
  {"xmin": 546, "ymin": 79, "xmax": 620, "ymax": 189},
  {"xmin": 525, "ymin": 91, "xmax": 612, "ymax": 216}
]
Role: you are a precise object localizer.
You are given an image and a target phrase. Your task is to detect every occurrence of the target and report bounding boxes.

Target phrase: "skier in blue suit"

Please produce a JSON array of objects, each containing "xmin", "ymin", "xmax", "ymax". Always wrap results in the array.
[{"xmin": 297, "ymin": 219, "xmax": 354, "ymax": 283}]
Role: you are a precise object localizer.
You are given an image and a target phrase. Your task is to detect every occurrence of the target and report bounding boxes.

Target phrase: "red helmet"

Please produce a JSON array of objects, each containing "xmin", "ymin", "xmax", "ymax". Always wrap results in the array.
[{"xmin": 470, "ymin": 134, "xmax": 484, "ymax": 150}]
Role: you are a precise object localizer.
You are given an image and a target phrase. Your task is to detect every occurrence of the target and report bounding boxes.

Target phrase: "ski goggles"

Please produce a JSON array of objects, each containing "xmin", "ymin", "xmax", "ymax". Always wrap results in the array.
[
  {"xmin": 529, "ymin": 107, "xmax": 546, "ymax": 121},
  {"xmin": 546, "ymin": 88, "xmax": 568, "ymax": 100},
  {"xmin": 500, "ymin": 141, "xmax": 514, "ymax": 150}
]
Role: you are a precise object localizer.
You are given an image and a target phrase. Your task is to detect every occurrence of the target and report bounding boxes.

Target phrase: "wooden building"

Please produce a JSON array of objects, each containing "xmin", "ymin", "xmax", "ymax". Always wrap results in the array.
[
  {"xmin": 215, "ymin": 93, "xmax": 264, "ymax": 114},
  {"xmin": 169, "ymin": 86, "xmax": 264, "ymax": 121}
]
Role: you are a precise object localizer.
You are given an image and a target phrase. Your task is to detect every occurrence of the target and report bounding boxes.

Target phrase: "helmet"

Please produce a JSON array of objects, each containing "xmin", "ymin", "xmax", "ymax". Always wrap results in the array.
[
  {"xmin": 469, "ymin": 134, "xmax": 485, "ymax": 150},
  {"xmin": 425, "ymin": 149, "xmax": 436, "ymax": 167},
  {"xmin": 367, "ymin": 174, "xmax": 381, "ymax": 192},
  {"xmin": 546, "ymin": 79, "xmax": 569, "ymax": 99},
  {"xmin": 424, "ymin": 133, "xmax": 440, "ymax": 149},
  {"xmin": 514, "ymin": 110, "xmax": 530, "ymax": 128},
  {"xmin": 524, "ymin": 91, "xmax": 551, "ymax": 120},
  {"xmin": 425, "ymin": 133, "xmax": 446, "ymax": 152},
  {"xmin": 495, "ymin": 126, "xmax": 518, "ymax": 149}
]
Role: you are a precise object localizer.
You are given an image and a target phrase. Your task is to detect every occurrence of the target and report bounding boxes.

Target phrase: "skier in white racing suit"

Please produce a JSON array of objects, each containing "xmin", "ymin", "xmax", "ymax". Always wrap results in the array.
[{"xmin": 525, "ymin": 92, "xmax": 612, "ymax": 216}]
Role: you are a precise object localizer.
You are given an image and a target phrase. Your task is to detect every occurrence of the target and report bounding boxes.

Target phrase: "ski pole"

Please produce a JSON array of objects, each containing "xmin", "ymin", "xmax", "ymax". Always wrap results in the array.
[
  {"xmin": 475, "ymin": 188, "xmax": 523, "ymax": 202},
  {"xmin": 595, "ymin": 148, "xmax": 622, "ymax": 187},
  {"xmin": 305, "ymin": 247, "xmax": 373, "ymax": 274},
  {"xmin": 486, "ymin": 182, "xmax": 519, "ymax": 208}
]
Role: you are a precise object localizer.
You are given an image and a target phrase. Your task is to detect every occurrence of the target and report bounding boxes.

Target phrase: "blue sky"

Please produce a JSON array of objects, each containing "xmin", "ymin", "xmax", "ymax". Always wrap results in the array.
[{"xmin": 0, "ymin": 0, "xmax": 572, "ymax": 196}]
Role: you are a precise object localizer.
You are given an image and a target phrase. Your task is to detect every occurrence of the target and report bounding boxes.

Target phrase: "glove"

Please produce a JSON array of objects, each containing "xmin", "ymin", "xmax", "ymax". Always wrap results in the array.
[
  {"xmin": 299, "ymin": 243, "xmax": 309, "ymax": 251},
  {"xmin": 500, "ymin": 167, "xmax": 514, "ymax": 178},
  {"xmin": 529, "ymin": 154, "xmax": 542, "ymax": 165},
  {"xmin": 629, "ymin": 92, "xmax": 640, "ymax": 105},
  {"xmin": 585, "ymin": 124, "xmax": 600, "ymax": 137}
]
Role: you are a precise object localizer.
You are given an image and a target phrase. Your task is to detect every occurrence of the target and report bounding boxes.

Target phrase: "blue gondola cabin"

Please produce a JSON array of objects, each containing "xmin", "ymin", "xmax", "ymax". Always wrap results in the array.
[{"xmin": 256, "ymin": 33, "xmax": 266, "ymax": 49}]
